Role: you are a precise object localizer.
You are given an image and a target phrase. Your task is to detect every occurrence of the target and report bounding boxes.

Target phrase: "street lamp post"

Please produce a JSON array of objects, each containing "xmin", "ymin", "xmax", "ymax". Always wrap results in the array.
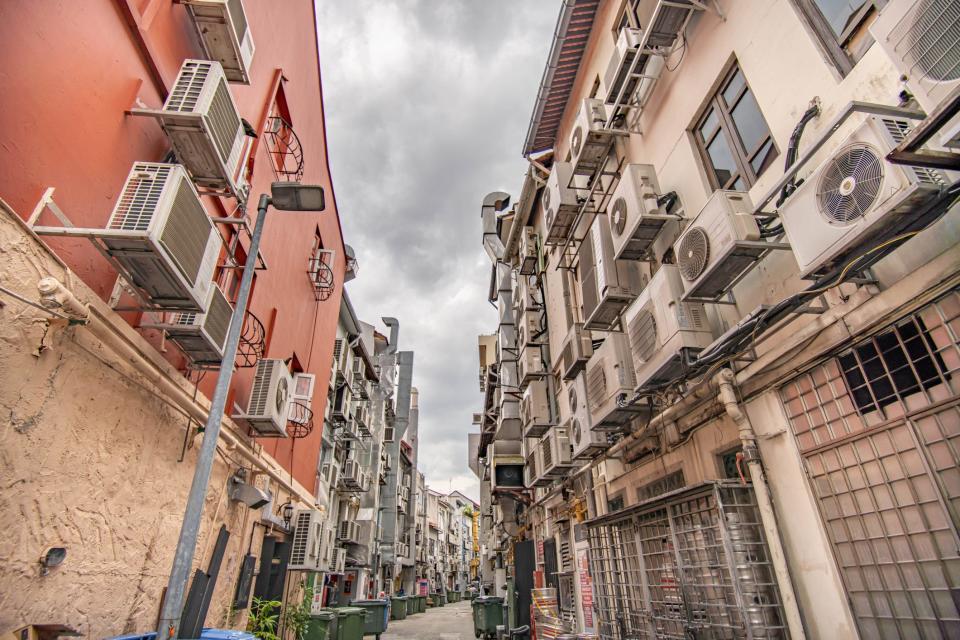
[{"xmin": 156, "ymin": 183, "xmax": 325, "ymax": 639}]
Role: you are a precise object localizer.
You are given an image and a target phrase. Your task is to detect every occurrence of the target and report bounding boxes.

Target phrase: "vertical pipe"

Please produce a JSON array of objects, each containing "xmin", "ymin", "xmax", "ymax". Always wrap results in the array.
[
  {"xmin": 156, "ymin": 194, "xmax": 271, "ymax": 639},
  {"xmin": 716, "ymin": 369, "xmax": 806, "ymax": 639}
]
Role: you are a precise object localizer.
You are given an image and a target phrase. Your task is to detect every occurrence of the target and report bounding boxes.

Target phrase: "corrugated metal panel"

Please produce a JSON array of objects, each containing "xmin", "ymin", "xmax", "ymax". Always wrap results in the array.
[{"xmin": 523, "ymin": 0, "xmax": 601, "ymax": 156}]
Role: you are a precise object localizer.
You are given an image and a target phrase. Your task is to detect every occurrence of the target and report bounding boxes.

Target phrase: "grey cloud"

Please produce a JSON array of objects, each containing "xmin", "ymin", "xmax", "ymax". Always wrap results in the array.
[{"xmin": 317, "ymin": 1, "xmax": 557, "ymax": 502}]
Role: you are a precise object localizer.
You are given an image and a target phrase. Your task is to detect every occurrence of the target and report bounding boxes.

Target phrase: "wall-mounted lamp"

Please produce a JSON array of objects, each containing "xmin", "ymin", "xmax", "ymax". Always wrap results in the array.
[
  {"xmin": 280, "ymin": 501, "xmax": 295, "ymax": 528},
  {"xmin": 40, "ymin": 547, "xmax": 66, "ymax": 576}
]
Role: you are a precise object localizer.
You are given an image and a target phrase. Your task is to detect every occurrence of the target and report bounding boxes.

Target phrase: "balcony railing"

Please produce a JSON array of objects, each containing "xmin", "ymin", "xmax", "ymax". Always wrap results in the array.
[
  {"xmin": 264, "ymin": 116, "xmax": 305, "ymax": 182},
  {"xmin": 235, "ymin": 309, "xmax": 266, "ymax": 368},
  {"xmin": 286, "ymin": 400, "xmax": 314, "ymax": 438}
]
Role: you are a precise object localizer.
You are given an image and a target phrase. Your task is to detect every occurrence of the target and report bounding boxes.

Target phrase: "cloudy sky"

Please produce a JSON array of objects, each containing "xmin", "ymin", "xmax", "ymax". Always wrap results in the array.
[{"xmin": 315, "ymin": 2, "xmax": 557, "ymax": 501}]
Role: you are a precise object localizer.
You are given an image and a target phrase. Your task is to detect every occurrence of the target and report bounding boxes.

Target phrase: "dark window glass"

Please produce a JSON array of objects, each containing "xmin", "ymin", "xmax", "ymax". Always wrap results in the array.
[
  {"xmin": 814, "ymin": 0, "xmax": 869, "ymax": 38},
  {"xmin": 838, "ymin": 317, "xmax": 947, "ymax": 415},
  {"xmin": 693, "ymin": 62, "xmax": 777, "ymax": 191}
]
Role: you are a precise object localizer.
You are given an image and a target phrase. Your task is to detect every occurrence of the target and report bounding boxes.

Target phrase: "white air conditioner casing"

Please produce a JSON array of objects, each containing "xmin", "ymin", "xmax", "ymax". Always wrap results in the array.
[
  {"xmin": 521, "ymin": 379, "xmax": 554, "ymax": 438},
  {"xmin": 166, "ymin": 284, "xmax": 233, "ymax": 363},
  {"xmin": 514, "ymin": 273, "xmax": 540, "ymax": 313},
  {"xmin": 543, "ymin": 161, "xmax": 579, "ymax": 245},
  {"xmin": 570, "ymin": 98, "xmax": 612, "ymax": 177},
  {"xmin": 559, "ymin": 322, "xmax": 593, "ymax": 380},
  {"xmin": 517, "ymin": 312, "xmax": 541, "ymax": 349},
  {"xmin": 541, "ymin": 424, "xmax": 574, "ymax": 477},
  {"xmin": 520, "ymin": 226, "xmax": 540, "ymax": 275},
  {"xmin": 235, "ymin": 358, "xmax": 292, "ymax": 436},
  {"xmin": 518, "ymin": 344, "xmax": 547, "ymax": 388},
  {"xmin": 610, "ymin": 164, "xmax": 672, "ymax": 260},
  {"xmin": 183, "ymin": 0, "xmax": 256, "ymax": 84},
  {"xmin": 871, "ymin": 0, "xmax": 960, "ymax": 147},
  {"xmin": 525, "ymin": 446, "xmax": 549, "ymax": 488},
  {"xmin": 156, "ymin": 60, "xmax": 246, "ymax": 196},
  {"xmin": 567, "ymin": 374, "xmax": 606, "ymax": 460},
  {"xmin": 585, "ymin": 332, "xmax": 642, "ymax": 431},
  {"xmin": 603, "ymin": 28, "xmax": 666, "ymax": 114},
  {"xmin": 779, "ymin": 115, "xmax": 952, "ymax": 277},
  {"xmin": 580, "ymin": 215, "xmax": 646, "ymax": 331},
  {"xmin": 98, "ymin": 163, "xmax": 219, "ymax": 311},
  {"xmin": 320, "ymin": 461, "xmax": 340, "ymax": 487},
  {"xmin": 624, "ymin": 264, "xmax": 713, "ymax": 391},
  {"xmin": 333, "ymin": 547, "xmax": 347, "ymax": 573},
  {"xmin": 674, "ymin": 190, "xmax": 761, "ymax": 301},
  {"xmin": 490, "ymin": 441, "xmax": 525, "ymax": 492},
  {"xmin": 289, "ymin": 509, "xmax": 324, "ymax": 570}
]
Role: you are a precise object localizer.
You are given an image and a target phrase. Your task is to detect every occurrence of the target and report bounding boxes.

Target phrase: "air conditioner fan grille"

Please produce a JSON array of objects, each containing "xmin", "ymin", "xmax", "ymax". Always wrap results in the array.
[
  {"xmin": 628, "ymin": 307, "xmax": 657, "ymax": 364},
  {"xmin": 816, "ymin": 143, "xmax": 883, "ymax": 225},
  {"xmin": 677, "ymin": 227, "xmax": 710, "ymax": 281},
  {"xmin": 611, "ymin": 197, "xmax": 628, "ymax": 236}
]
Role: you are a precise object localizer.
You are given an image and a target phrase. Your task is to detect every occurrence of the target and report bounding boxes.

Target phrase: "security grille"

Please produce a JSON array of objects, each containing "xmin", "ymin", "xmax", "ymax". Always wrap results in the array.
[
  {"xmin": 779, "ymin": 288, "xmax": 960, "ymax": 639},
  {"xmin": 586, "ymin": 481, "xmax": 787, "ymax": 640}
]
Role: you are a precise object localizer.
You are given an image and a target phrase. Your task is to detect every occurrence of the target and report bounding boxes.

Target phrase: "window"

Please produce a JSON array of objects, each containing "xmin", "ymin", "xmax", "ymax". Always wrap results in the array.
[
  {"xmin": 693, "ymin": 62, "xmax": 778, "ymax": 191},
  {"xmin": 606, "ymin": 493, "xmax": 625, "ymax": 513},
  {"xmin": 636, "ymin": 470, "xmax": 685, "ymax": 502},
  {"xmin": 717, "ymin": 448, "xmax": 743, "ymax": 480},
  {"xmin": 838, "ymin": 316, "xmax": 947, "ymax": 415},
  {"xmin": 793, "ymin": 0, "xmax": 884, "ymax": 74}
]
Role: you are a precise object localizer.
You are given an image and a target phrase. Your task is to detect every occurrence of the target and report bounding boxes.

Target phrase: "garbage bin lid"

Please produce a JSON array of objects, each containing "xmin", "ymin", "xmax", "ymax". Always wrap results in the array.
[
  {"xmin": 336, "ymin": 607, "xmax": 365, "ymax": 614},
  {"xmin": 354, "ymin": 599, "xmax": 389, "ymax": 605},
  {"xmin": 309, "ymin": 611, "xmax": 337, "ymax": 621}
]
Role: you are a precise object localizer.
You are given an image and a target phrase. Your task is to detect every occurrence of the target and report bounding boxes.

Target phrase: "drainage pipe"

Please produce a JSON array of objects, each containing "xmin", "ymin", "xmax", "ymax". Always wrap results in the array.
[
  {"xmin": 716, "ymin": 368, "xmax": 806, "ymax": 639},
  {"xmin": 36, "ymin": 277, "xmax": 311, "ymax": 504}
]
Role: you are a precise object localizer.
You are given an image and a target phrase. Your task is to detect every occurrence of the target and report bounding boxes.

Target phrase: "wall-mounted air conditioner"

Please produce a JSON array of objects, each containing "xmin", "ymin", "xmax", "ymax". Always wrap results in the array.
[
  {"xmin": 585, "ymin": 333, "xmax": 642, "ymax": 431},
  {"xmin": 96, "ymin": 163, "xmax": 219, "ymax": 311},
  {"xmin": 541, "ymin": 425, "xmax": 573, "ymax": 477},
  {"xmin": 569, "ymin": 98, "xmax": 612, "ymax": 177},
  {"xmin": 674, "ymin": 190, "xmax": 762, "ymax": 301},
  {"xmin": 182, "ymin": 0, "xmax": 256, "ymax": 84},
  {"xmin": 871, "ymin": 0, "xmax": 960, "ymax": 146},
  {"xmin": 580, "ymin": 215, "xmax": 646, "ymax": 331},
  {"xmin": 339, "ymin": 520, "xmax": 361, "ymax": 544},
  {"xmin": 166, "ymin": 283, "xmax": 234, "ymax": 363},
  {"xmin": 333, "ymin": 547, "xmax": 347, "ymax": 573},
  {"xmin": 514, "ymin": 273, "xmax": 540, "ymax": 313},
  {"xmin": 520, "ymin": 226, "xmax": 540, "ymax": 275},
  {"xmin": 624, "ymin": 264, "xmax": 713, "ymax": 391},
  {"xmin": 517, "ymin": 312, "xmax": 542, "ymax": 350},
  {"xmin": 518, "ymin": 344, "xmax": 547, "ymax": 388},
  {"xmin": 340, "ymin": 459, "xmax": 363, "ymax": 489},
  {"xmin": 288, "ymin": 509, "xmax": 324, "ymax": 570},
  {"xmin": 559, "ymin": 322, "xmax": 593, "ymax": 380},
  {"xmin": 779, "ymin": 115, "xmax": 951, "ymax": 277},
  {"xmin": 521, "ymin": 379, "xmax": 554, "ymax": 438},
  {"xmin": 543, "ymin": 161, "xmax": 579, "ymax": 245},
  {"xmin": 524, "ymin": 447, "xmax": 544, "ymax": 488},
  {"xmin": 140, "ymin": 60, "xmax": 247, "ymax": 198},
  {"xmin": 603, "ymin": 27, "xmax": 666, "ymax": 115},
  {"xmin": 234, "ymin": 358, "xmax": 292, "ymax": 436},
  {"xmin": 331, "ymin": 383, "xmax": 353, "ymax": 423},
  {"xmin": 610, "ymin": 164, "xmax": 672, "ymax": 260},
  {"xmin": 567, "ymin": 374, "xmax": 606, "ymax": 460},
  {"xmin": 490, "ymin": 441, "xmax": 525, "ymax": 492},
  {"xmin": 320, "ymin": 460, "xmax": 340, "ymax": 487}
]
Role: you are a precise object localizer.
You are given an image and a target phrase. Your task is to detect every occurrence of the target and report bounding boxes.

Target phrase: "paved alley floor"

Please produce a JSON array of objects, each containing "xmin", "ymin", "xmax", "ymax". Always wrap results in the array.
[{"xmin": 382, "ymin": 600, "xmax": 477, "ymax": 639}]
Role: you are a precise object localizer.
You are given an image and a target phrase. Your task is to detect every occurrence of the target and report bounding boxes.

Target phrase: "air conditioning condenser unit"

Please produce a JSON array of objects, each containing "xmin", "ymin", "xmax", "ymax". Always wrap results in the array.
[{"xmin": 234, "ymin": 358, "xmax": 292, "ymax": 436}]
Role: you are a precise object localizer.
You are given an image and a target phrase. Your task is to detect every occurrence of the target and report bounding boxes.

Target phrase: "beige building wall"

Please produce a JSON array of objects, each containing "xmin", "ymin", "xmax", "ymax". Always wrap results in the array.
[{"xmin": 0, "ymin": 206, "xmax": 315, "ymax": 637}]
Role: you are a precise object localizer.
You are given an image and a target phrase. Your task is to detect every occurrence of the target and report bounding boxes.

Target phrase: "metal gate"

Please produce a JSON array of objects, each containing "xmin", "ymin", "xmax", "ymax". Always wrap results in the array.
[
  {"xmin": 780, "ymin": 289, "xmax": 960, "ymax": 639},
  {"xmin": 586, "ymin": 481, "xmax": 788, "ymax": 639}
]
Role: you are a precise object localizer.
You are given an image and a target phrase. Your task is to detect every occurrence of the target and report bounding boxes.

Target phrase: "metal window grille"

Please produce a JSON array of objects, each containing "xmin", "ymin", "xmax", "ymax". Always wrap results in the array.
[
  {"xmin": 587, "ymin": 481, "xmax": 787, "ymax": 640},
  {"xmin": 780, "ymin": 288, "xmax": 960, "ymax": 639},
  {"xmin": 637, "ymin": 470, "xmax": 686, "ymax": 503}
]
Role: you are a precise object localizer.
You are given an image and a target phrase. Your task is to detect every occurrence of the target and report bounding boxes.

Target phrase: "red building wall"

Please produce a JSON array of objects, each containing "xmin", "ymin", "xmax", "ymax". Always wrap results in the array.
[{"xmin": 0, "ymin": 0, "xmax": 343, "ymax": 491}]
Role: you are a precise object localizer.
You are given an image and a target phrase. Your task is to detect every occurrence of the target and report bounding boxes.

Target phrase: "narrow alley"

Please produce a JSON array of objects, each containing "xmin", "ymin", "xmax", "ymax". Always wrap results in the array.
[{"xmin": 382, "ymin": 601, "xmax": 475, "ymax": 640}]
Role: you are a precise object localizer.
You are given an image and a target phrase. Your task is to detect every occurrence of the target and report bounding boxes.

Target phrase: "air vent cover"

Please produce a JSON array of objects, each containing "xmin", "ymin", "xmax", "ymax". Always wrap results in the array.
[
  {"xmin": 628, "ymin": 306, "xmax": 657, "ymax": 363},
  {"xmin": 816, "ymin": 144, "xmax": 884, "ymax": 225},
  {"xmin": 677, "ymin": 227, "xmax": 710, "ymax": 281}
]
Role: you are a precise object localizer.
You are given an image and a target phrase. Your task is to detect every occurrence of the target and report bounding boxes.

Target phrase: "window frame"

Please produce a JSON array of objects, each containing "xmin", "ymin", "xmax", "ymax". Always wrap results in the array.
[
  {"xmin": 792, "ymin": 0, "xmax": 886, "ymax": 76},
  {"xmin": 692, "ymin": 60, "xmax": 779, "ymax": 191}
]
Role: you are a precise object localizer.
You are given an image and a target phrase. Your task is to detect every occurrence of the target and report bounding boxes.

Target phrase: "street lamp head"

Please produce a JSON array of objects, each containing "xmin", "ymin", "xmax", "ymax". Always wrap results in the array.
[{"xmin": 270, "ymin": 182, "xmax": 325, "ymax": 211}]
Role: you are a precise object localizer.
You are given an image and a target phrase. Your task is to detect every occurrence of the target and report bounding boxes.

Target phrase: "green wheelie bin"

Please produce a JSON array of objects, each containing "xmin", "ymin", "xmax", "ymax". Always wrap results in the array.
[
  {"xmin": 390, "ymin": 596, "xmax": 408, "ymax": 621},
  {"xmin": 404, "ymin": 595, "xmax": 417, "ymax": 616},
  {"xmin": 304, "ymin": 609, "xmax": 338, "ymax": 640},
  {"xmin": 471, "ymin": 596, "xmax": 504, "ymax": 640},
  {"xmin": 352, "ymin": 599, "xmax": 389, "ymax": 639},
  {"xmin": 334, "ymin": 606, "xmax": 365, "ymax": 640},
  {"xmin": 416, "ymin": 595, "xmax": 426, "ymax": 613}
]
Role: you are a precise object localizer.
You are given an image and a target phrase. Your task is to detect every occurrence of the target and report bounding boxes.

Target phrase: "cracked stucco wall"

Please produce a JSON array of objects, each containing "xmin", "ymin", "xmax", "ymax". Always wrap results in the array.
[{"xmin": 0, "ymin": 208, "xmax": 276, "ymax": 637}]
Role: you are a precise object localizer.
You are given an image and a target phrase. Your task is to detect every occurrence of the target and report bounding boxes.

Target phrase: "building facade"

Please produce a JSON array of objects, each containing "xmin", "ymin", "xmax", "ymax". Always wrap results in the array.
[
  {"xmin": 470, "ymin": 1, "xmax": 960, "ymax": 639},
  {"xmin": 0, "ymin": 1, "xmax": 426, "ymax": 636}
]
